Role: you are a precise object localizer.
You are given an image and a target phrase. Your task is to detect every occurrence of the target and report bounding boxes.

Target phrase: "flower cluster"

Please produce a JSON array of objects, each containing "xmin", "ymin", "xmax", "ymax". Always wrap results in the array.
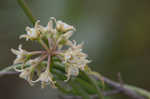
[
  {"xmin": 61, "ymin": 41, "xmax": 90, "ymax": 81},
  {"xmin": 11, "ymin": 17, "xmax": 90, "ymax": 88}
]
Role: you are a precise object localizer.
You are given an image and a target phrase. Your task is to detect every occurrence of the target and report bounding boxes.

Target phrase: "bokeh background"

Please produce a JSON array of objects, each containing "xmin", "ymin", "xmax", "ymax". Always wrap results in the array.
[{"xmin": 0, "ymin": 0, "xmax": 150, "ymax": 99}]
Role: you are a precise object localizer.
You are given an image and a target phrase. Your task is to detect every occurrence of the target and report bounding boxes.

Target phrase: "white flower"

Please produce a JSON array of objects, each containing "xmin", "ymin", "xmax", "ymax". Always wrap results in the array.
[
  {"xmin": 11, "ymin": 17, "xmax": 92, "ymax": 88},
  {"xmin": 56, "ymin": 31, "xmax": 73, "ymax": 49},
  {"xmin": 19, "ymin": 67, "xmax": 31, "ymax": 80},
  {"xmin": 16, "ymin": 66, "xmax": 34, "ymax": 85},
  {"xmin": 61, "ymin": 41, "xmax": 90, "ymax": 81},
  {"xmin": 65, "ymin": 65, "xmax": 79, "ymax": 81},
  {"xmin": 20, "ymin": 20, "xmax": 41, "ymax": 40},
  {"xmin": 56, "ymin": 20, "xmax": 75, "ymax": 32},
  {"xmin": 32, "ymin": 69, "xmax": 56, "ymax": 88},
  {"xmin": 13, "ymin": 56, "xmax": 44, "ymax": 86},
  {"xmin": 11, "ymin": 45, "xmax": 29, "ymax": 64}
]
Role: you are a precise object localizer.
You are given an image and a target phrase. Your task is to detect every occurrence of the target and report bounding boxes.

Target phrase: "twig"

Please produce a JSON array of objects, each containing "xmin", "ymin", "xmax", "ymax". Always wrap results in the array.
[
  {"xmin": 0, "ymin": 71, "xmax": 18, "ymax": 77},
  {"xmin": 102, "ymin": 76, "xmax": 145, "ymax": 99},
  {"xmin": 0, "ymin": 69, "xmax": 148, "ymax": 99},
  {"xmin": 103, "ymin": 90, "xmax": 121, "ymax": 96},
  {"xmin": 58, "ymin": 90, "xmax": 120, "ymax": 99}
]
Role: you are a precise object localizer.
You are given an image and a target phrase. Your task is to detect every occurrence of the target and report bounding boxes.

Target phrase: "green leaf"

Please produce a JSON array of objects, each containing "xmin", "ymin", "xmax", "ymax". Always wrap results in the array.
[{"xmin": 70, "ymin": 81, "xmax": 91, "ymax": 99}]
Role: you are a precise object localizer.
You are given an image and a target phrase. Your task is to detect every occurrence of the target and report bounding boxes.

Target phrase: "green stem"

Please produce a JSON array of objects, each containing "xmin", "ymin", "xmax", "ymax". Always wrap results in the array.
[
  {"xmin": 52, "ymin": 67, "xmax": 97, "ymax": 95},
  {"xmin": 17, "ymin": 0, "xmax": 36, "ymax": 25},
  {"xmin": 53, "ymin": 62, "xmax": 103, "ymax": 98},
  {"xmin": 75, "ymin": 78, "xmax": 96, "ymax": 94},
  {"xmin": 52, "ymin": 68, "xmax": 92, "ymax": 98},
  {"xmin": 83, "ymin": 71, "xmax": 104, "ymax": 99},
  {"xmin": 55, "ymin": 83, "xmax": 72, "ymax": 94},
  {"xmin": 70, "ymin": 81, "xmax": 90, "ymax": 99}
]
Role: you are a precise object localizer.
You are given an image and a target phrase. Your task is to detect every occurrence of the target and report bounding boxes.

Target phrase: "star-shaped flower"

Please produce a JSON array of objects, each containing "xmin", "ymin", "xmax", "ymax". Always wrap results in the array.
[{"xmin": 11, "ymin": 45, "xmax": 29, "ymax": 64}]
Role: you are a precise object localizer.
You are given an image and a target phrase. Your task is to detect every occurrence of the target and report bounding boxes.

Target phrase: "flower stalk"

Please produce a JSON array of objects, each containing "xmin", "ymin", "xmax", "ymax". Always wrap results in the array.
[{"xmin": 17, "ymin": 0, "xmax": 36, "ymax": 25}]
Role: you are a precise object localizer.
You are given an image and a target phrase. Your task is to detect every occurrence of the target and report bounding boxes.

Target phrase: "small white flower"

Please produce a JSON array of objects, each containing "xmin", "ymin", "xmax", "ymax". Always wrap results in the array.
[
  {"xmin": 18, "ymin": 67, "xmax": 34, "ymax": 85},
  {"xmin": 11, "ymin": 45, "xmax": 29, "ymax": 64},
  {"xmin": 63, "ymin": 31, "xmax": 73, "ymax": 39},
  {"xmin": 56, "ymin": 31, "xmax": 73, "ymax": 49},
  {"xmin": 65, "ymin": 65, "xmax": 79, "ymax": 82},
  {"xmin": 32, "ymin": 69, "xmax": 56, "ymax": 88},
  {"xmin": 56, "ymin": 20, "xmax": 75, "ymax": 32},
  {"xmin": 19, "ymin": 67, "xmax": 31, "ymax": 80},
  {"xmin": 61, "ymin": 41, "xmax": 90, "ymax": 81},
  {"xmin": 14, "ymin": 56, "xmax": 44, "ymax": 85},
  {"xmin": 20, "ymin": 20, "xmax": 41, "ymax": 40}
]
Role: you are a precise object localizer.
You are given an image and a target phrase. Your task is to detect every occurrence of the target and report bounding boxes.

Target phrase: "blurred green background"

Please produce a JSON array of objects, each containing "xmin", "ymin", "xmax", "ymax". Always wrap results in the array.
[{"xmin": 0, "ymin": 0, "xmax": 150, "ymax": 99}]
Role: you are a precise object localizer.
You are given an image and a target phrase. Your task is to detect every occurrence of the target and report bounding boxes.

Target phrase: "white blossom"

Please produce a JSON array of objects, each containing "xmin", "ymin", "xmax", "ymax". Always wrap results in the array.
[
  {"xmin": 20, "ymin": 20, "xmax": 41, "ymax": 40},
  {"xmin": 14, "ymin": 66, "xmax": 34, "ymax": 85},
  {"xmin": 56, "ymin": 31, "xmax": 73, "ymax": 49},
  {"xmin": 11, "ymin": 45, "xmax": 29, "ymax": 64},
  {"xmin": 14, "ymin": 56, "xmax": 45, "ymax": 85},
  {"xmin": 11, "ymin": 17, "xmax": 91, "ymax": 88},
  {"xmin": 19, "ymin": 67, "xmax": 32, "ymax": 80},
  {"xmin": 61, "ymin": 41, "xmax": 91, "ymax": 81},
  {"xmin": 56, "ymin": 20, "xmax": 75, "ymax": 32},
  {"xmin": 65, "ymin": 65, "xmax": 79, "ymax": 81},
  {"xmin": 32, "ymin": 69, "xmax": 56, "ymax": 88}
]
